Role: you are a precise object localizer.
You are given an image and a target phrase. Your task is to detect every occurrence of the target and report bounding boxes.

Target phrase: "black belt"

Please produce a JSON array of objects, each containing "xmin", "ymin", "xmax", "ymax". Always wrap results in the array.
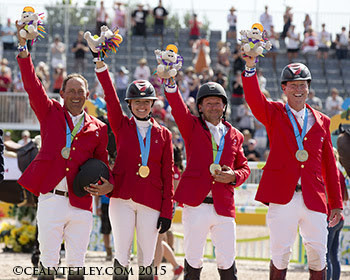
[
  {"xmin": 203, "ymin": 197, "xmax": 214, "ymax": 204},
  {"xmin": 50, "ymin": 189, "xmax": 69, "ymax": 197},
  {"xmin": 295, "ymin": 184, "xmax": 302, "ymax": 192}
]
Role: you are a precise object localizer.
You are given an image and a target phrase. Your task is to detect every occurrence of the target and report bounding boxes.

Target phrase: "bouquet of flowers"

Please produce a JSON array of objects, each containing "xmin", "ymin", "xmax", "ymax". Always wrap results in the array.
[{"xmin": 0, "ymin": 221, "xmax": 36, "ymax": 253}]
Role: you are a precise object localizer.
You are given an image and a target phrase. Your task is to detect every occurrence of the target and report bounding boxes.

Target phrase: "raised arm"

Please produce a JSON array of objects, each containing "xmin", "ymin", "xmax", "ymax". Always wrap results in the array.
[
  {"xmin": 95, "ymin": 60, "xmax": 125, "ymax": 133},
  {"xmin": 16, "ymin": 21, "xmax": 52, "ymax": 122}
]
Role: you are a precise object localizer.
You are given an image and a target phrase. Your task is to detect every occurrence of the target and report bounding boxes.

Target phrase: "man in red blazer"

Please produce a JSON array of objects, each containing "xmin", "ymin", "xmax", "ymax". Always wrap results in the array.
[
  {"xmin": 241, "ymin": 55, "xmax": 343, "ymax": 279},
  {"xmin": 164, "ymin": 81, "xmax": 250, "ymax": 279},
  {"xmin": 16, "ymin": 22, "xmax": 112, "ymax": 280}
]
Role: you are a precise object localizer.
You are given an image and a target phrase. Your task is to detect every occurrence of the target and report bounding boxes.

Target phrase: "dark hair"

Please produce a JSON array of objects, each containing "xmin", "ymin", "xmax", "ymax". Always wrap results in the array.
[{"xmin": 61, "ymin": 73, "xmax": 89, "ymax": 92}]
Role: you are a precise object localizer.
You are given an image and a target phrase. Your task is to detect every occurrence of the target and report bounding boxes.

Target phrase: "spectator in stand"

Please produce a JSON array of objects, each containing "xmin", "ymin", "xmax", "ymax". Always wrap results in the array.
[
  {"xmin": 18, "ymin": 130, "xmax": 31, "ymax": 146},
  {"xmin": 131, "ymin": 3, "xmax": 149, "ymax": 37},
  {"xmin": 231, "ymin": 71, "xmax": 244, "ymax": 107},
  {"xmin": 184, "ymin": 66, "xmax": 200, "ymax": 100},
  {"xmin": 115, "ymin": 66, "xmax": 129, "ymax": 113},
  {"xmin": 306, "ymin": 88, "xmax": 323, "ymax": 111},
  {"xmin": 317, "ymin": 23, "xmax": 332, "ymax": 60},
  {"xmin": 335, "ymin": 27, "xmax": 348, "ymax": 60},
  {"xmin": 216, "ymin": 41, "xmax": 231, "ymax": 76},
  {"xmin": 1, "ymin": 18, "xmax": 16, "ymax": 50},
  {"xmin": 303, "ymin": 14, "xmax": 312, "ymax": 35},
  {"xmin": 266, "ymin": 25, "xmax": 279, "ymax": 71},
  {"xmin": 13, "ymin": 71, "xmax": 25, "ymax": 92},
  {"xmin": 260, "ymin": 6, "xmax": 273, "ymax": 33},
  {"xmin": 188, "ymin": 14, "xmax": 201, "ymax": 47},
  {"xmin": 175, "ymin": 70, "xmax": 189, "ymax": 101},
  {"xmin": 152, "ymin": 99, "xmax": 167, "ymax": 125},
  {"xmin": 35, "ymin": 61, "xmax": 51, "ymax": 92},
  {"xmin": 150, "ymin": 68, "xmax": 163, "ymax": 97},
  {"xmin": 227, "ymin": 7, "xmax": 237, "ymax": 41},
  {"xmin": 232, "ymin": 44, "xmax": 245, "ymax": 74},
  {"xmin": 198, "ymin": 68, "xmax": 213, "ymax": 85},
  {"xmin": 302, "ymin": 28, "xmax": 318, "ymax": 57},
  {"xmin": 237, "ymin": 101, "xmax": 255, "ymax": 135},
  {"xmin": 133, "ymin": 58, "xmax": 151, "ymax": 81},
  {"xmin": 153, "ymin": 0, "xmax": 168, "ymax": 38},
  {"xmin": 257, "ymin": 69, "xmax": 266, "ymax": 92},
  {"xmin": 112, "ymin": 1, "xmax": 126, "ymax": 37},
  {"xmin": 242, "ymin": 129, "xmax": 252, "ymax": 155},
  {"xmin": 326, "ymin": 148, "xmax": 348, "ymax": 280},
  {"xmin": 0, "ymin": 66, "xmax": 12, "ymax": 92},
  {"xmin": 0, "ymin": 58, "xmax": 12, "ymax": 79},
  {"xmin": 244, "ymin": 139, "xmax": 261, "ymax": 162},
  {"xmin": 213, "ymin": 70, "xmax": 228, "ymax": 90},
  {"xmin": 286, "ymin": 25, "xmax": 300, "ymax": 62},
  {"xmin": 52, "ymin": 64, "xmax": 67, "ymax": 94},
  {"xmin": 281, "ymin": 6, "xmax": 293, "ymax": 40},
  {"xmin": 96, "ymin": 0, "xmax": 109, "ymax": 35},
  {"xmin": 325, "ymin": 88, "xmax": 344, "ymax": 117},
  {"xmin": 51, "ymin": 34, "xmax": 66, "ymax": 71},
  {"xmin": 71, "ymin": 31, "xmax": 89, "ymax": 74}
]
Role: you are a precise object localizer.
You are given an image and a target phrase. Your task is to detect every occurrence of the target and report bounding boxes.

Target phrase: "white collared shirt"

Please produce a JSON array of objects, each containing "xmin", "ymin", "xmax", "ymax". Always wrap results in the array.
[
  {"xmin": 53, "ymin": 111, "xmax": 85, "ymax": 193},
  {"xmin": 205, "ymin": 120, "xmax": 227, "ymax": 146},
  {"xmin": 289, "ymin": 105, "xmax": 315, "ymax": 185}
]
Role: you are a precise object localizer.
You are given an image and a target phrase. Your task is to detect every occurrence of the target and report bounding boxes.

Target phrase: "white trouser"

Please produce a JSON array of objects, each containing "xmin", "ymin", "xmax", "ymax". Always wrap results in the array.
[
  {"xmin": 37, "ymin": 193, "xmax": 93, "ymax": 268},
  {"xmin": 183, "ymin": 203, "xmax": 236, "ymax": 270},
  {"xmin": 109, "ymin": 198, "xmax": 160, "ymax": 267},
  {"xmin": 267, "ymin": 191, "xmax": 328, "ymax": 270}
]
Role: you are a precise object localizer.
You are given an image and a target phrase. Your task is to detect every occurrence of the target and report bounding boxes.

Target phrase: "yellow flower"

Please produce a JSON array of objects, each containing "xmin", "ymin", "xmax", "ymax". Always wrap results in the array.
[
  {"xmin": 18, "ymin": 233, "xmax": 30, "ymax": 245},
  {"xmin": 13, "ymin": 244, "xmax": 21, "ymax": 252},
  {"xmin": 10, "ymin": 228, "xmax": 18, "ymax": 238},
  {"xmin": 4, "ymin": 235, "xmax": 9, "ymax": 246}
]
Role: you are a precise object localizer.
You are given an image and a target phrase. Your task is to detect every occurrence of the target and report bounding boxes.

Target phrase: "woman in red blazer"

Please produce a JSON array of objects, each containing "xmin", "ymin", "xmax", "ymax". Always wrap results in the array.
[
  {"xmin": 241, "ymin": 55, "xmax": 343, "ymax": 279},
  {"xmin": 91, "ymin": 59, "xmax": 174, "ymax": 280}
]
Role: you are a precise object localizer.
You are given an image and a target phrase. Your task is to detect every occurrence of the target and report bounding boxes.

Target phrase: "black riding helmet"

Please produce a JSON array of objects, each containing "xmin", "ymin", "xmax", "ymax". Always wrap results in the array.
[
  {"xmin": 125, "ymin": 80, "xmax": 157, "ymax": 120},
  {"xmin": 280, "ymin": 63, "xmax": 312, "ymax": 88},
  {"xmin": 195, "ymin": 82, "xmax": 228, "ymax": 125}
]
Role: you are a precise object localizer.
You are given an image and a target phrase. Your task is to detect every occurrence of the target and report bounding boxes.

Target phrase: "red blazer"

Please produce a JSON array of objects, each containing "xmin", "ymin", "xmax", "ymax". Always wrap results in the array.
[
  {"xmin": 96, "ymin": 70, "xmax": 174, "ymax": 219},
  {"xmin": 164, "ymin": 89, "xmax": 250, "ymax": 218},
  {"xmin": 17, "ymin": 55, "xmax": 109, "ymax": 212},
  {"xmin": 242, "ymin": 73, "xmax": 342, "ymax": 214}
]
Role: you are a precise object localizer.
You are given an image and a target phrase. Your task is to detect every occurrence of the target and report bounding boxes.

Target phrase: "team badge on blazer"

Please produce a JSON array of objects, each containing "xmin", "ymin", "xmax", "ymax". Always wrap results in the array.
[{"xmin": 73, "ymin": 158, "xmax": 109, "ymax": 197}]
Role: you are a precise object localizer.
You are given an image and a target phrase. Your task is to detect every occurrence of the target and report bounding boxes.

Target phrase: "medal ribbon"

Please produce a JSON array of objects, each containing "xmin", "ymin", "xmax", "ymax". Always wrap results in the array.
[
  {"xmin": 65, "ymin": 116, "xmax": 84, "ymax": 149},
  {"xmin": 136, "ymin": 124, "xmax": 152, "ymax": 166},
  {"xmin": 211, "ymin": 128, "xmax": 226, "ymax": 164},
  {"xmin": 285, "ymin": 103, "xmax": 308, "ymax": 151}
]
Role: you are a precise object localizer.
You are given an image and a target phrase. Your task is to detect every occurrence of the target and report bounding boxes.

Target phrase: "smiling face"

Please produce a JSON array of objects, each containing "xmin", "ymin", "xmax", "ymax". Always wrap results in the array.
[
  {"xmin": 130, "ymin": 99, "xmax": 153, "ymax": 119},
  {"xmin": 282, "ymin": 80, "xmax": 309, "ymax": 111},
  {"xmin": 198, "ymin": 96, "xmax": 225, "ymax": 125},
  {"xmin": 60, "ymin": 77, "xmax": 89, "ymax": 116}
]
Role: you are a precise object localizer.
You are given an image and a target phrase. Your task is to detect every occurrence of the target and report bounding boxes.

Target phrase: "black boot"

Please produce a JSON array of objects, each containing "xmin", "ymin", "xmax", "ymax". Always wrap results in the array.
[
  {"xmin": 269, "ymin": 261, "xmax": 287, "ymax": 280},
  {"xmin": 184, "ymin": 259, "xmax": 202, "ymax": 280},
  {"xmin": 113, "ymin": 258, "xmax": 129, "ymax": 280},
  {"xmin": 67, "ymin": 268, "xmax": 84, "ymax": 280},
  {"xmin": 139, "ymin": 261, "xmax": 154, "ymax": 280},
  {"xmin": 309, "ymin": 267, "xmax": 326, "ymax": 280},
  {"xmin": 37, "ymin": 262, "xmax": 54, "ymax": 280},
  {"xmin": 218, "ymin": 261, "xmax": 238, "ymax": 280}
]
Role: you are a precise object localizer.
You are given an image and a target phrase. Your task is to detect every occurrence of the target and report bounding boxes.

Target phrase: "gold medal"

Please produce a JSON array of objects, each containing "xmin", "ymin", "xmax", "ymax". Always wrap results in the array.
[
  {"xmin": 209, "ymin": 163, "xmax": 221, "ymax": 175},
  {"xmin": 139, "ymin": 165, "xmax": 150, "ymax": 178},
  {"xmin": 61, "ymin": 147, "xmax": 71, "ymax": 159},
  {"xmin": 295, "ymin": 149, "xmax": 308, "ymax": 162}
]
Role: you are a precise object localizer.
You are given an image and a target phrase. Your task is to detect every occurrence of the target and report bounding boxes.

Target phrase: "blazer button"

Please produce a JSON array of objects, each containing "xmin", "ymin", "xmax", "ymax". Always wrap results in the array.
[
  {"xmin": 212, "ymin": 181, "xmax": 215, "ymax": 184},
  {"xmin": 69, "ymin": 158, "xmax": 72, "ymax": 161},
  {"xmin": 304, "ymin": 137, "xmax": 307, "ymax": 141},
  {"xmin": 72, "ymin": 147, "xmax": 76, "ymax": 150},
  {"xmin": 139, "ymin": 154, "xmax": 142, "ymax": 157},
  {"xmin": 301, "ymin": 165, "xmax": 304, "ymax": 168},
  {"xmin": 138, "ymin": 163, "xmax": 141, "ymax": 166},
  {"xmin": 136, "ymin": 172, "xmax": 139, "ymax": 175},
  {"xmin": 66, "ymin": 168, "xmax": 69, "ymax": 172},
  {"xmin": 75, "ymin": 137, "xmax": 78, "ymax": 140}
]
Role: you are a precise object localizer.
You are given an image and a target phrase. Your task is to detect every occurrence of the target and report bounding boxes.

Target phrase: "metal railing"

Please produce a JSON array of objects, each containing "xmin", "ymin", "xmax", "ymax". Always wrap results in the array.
[{"xmin": 0, "ymin": 92, "xmax": 60, "ymax": 130}]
